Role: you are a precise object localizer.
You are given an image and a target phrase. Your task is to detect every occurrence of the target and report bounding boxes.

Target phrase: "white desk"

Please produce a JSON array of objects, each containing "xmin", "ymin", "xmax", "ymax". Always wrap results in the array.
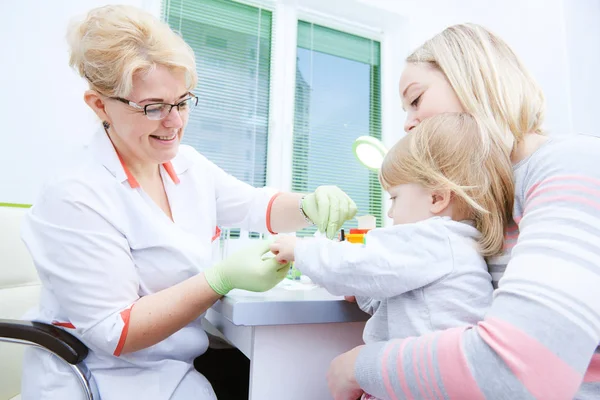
[{"xmin": 203, "ymin": 281, "xmax": 368, "ymax": 400}]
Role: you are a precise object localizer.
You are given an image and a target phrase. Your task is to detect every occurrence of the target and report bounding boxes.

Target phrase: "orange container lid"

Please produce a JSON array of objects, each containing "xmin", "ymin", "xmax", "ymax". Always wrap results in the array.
[{"xmin": 349, "ymin": 229, "xmax": 370, "ymax": 235}]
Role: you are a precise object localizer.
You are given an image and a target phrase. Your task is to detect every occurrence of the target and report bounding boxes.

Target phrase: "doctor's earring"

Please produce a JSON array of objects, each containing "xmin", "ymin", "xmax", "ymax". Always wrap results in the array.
[{"xmin": 102, "ymin": 121, "xmax": 111, "ymax": 130}]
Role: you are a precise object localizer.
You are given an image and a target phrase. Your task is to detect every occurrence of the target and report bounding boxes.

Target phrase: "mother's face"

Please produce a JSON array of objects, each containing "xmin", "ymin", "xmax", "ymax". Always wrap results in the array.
[{"xmin": 399, "ymin": 63, "xmax": 464, "ymax": 133}]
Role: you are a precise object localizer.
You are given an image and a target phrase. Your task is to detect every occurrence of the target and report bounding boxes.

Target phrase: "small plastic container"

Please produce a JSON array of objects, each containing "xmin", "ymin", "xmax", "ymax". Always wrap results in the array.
[{"xmin": 346, "ymin": 233, "xmax": 365, "ymax": 244}]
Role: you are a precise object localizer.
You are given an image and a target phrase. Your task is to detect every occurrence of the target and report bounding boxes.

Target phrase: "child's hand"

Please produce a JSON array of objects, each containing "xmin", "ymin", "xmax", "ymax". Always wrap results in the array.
[{"xmin": 270, "ymin": 236, "xmax": 298, "ymax": 264}]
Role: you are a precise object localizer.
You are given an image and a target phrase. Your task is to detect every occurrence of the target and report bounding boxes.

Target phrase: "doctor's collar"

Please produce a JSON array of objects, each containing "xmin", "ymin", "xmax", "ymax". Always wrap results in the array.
[
  {"xmin": 114, "ymin": 150, "xmax": 180, "ymax": 189},
  {"xmin": 92, "ymin": 130, "xmax": 188, "ymax": 189}
]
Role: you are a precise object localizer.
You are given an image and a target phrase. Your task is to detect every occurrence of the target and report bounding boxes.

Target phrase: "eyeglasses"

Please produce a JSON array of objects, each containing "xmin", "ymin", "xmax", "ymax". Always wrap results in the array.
[{"xmin": 110, "ymin": 93, "xmax": 198, "ymax": 121}]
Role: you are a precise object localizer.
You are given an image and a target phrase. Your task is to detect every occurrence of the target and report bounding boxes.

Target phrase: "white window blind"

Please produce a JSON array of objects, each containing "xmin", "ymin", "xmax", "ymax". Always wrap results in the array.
[
  {"xmin": 293, "ymin": 21, "xmax": 383, "ymax": 236},
  {"xmin": 163, "ymin": 0, "xmax": 272, "ymax": 188}
]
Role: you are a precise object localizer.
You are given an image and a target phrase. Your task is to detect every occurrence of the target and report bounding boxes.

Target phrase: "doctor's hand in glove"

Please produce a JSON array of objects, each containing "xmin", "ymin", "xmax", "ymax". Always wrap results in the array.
[
  {"xmin": 302, "ymin": 186, "xmax": 357, "ymax": 239},
  {"xmin": 204, "ymin": 240, "xmax": 290, "ymax": 296}
]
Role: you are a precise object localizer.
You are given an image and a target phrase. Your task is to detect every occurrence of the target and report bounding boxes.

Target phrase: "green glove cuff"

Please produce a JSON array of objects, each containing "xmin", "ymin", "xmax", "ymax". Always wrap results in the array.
[{"xmin": 204, "ymin": 265, "xmax": 231, "ymax": 296}]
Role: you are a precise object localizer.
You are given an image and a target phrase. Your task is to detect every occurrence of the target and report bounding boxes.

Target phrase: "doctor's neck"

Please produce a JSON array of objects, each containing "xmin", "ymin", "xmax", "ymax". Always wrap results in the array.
[{"xmin": 105, "ymin": 129, "xmax": 163, "ymax": 184}]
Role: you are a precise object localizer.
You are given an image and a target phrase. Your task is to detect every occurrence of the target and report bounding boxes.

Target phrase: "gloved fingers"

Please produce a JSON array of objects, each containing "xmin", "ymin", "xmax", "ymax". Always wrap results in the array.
[
  {"xmin": 315, "ymin": 188, "xmax": 330, "ymax": 233},
  {"xmin": 335, "ymin": 188, "xmax": 357, "ymax": 222},
  {"xmin": 261, "ymin": 251, "xmax": 277, "ymax": 261},
  {"xmin": 261, "ymin": 259, "xmax": 290, "ymax": 286},
  {"xmin": 259, "ymin": 257, "xmax": 281, "ymax": 274},
  {"xmin": 347, "ymin": 198, "xmax": 358, "ymax": 220},
  {"xmin": 338, "ymin": 198, "xmax": 349, "ymax": 227},
  {"xmin": 275, "ymin": 264, "xmax": 291, "ymax": 284},
  {"xmin": 276, "ymin": 261, "xmax": 291, "ymax": 273},
  {"xmin": 327, "ymin": 196, "xmax": 341, "ymax": 239}
]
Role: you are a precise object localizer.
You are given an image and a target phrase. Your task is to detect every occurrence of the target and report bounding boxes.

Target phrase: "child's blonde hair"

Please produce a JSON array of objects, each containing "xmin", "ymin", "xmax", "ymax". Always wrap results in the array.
[
  {"xmin": 407, "ymin": 23, "xmax": 545, "ymax": 153},
  {"xmin": 380, "ymin": 113, "xmax": 514, "ymax": 257},
  {"xmin": 67, "ymin": 5, "xmax": 197, "ymax": 97}
]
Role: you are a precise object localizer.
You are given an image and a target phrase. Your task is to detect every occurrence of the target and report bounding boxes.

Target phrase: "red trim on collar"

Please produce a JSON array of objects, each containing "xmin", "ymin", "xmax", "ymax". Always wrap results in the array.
[
  {"xmin": 115, "ymin": 152, "xmax": 180, "ymax": 189},
  {"xmin": 116, "ymin": 152, "xmax": 140, "ymax": 189},
  {"xmin": 162, "ymin": 161, "xmax": 181, "ymax": 184}
]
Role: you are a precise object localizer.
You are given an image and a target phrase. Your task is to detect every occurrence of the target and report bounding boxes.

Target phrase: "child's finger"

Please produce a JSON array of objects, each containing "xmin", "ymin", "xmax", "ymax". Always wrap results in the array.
[
  {"xmin": 275, "ymin": 253, "xmax": 288, "ymax": 264},
  {"xmin": 269, "ymin": 243, "xmax": 280, "ymax": 253}
]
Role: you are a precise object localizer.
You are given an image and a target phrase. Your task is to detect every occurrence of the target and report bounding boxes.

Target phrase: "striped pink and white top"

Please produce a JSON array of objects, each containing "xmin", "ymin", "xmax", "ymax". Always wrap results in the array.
[{"xmin": 355, "ymin": 134, "xmax": 600, "ymax": 399}]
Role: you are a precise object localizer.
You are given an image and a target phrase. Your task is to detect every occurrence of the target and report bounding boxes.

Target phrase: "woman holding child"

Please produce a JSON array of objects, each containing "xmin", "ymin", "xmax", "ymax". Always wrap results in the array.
[{"xmin": 316, "ymin": 23, "xmax": 600, "ymax": 400}]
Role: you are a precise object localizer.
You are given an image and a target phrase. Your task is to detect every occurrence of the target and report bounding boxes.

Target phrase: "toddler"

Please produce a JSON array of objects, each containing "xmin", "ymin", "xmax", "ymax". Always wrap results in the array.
[{"xmin": 270, "ymin": 113, "xmax": 515, "ymax": 400}]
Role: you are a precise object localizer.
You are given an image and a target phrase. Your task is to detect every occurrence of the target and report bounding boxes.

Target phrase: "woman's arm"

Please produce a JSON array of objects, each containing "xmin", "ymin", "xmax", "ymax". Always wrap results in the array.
[
  {"xmin": 269, "ymin": 187, "xmax": 358, "ymax": 237},
  {"xmin": 267, "ymin": 192, "xmax": 309, "ymax": 232},
  {"xmin": 338, "ymin": 141, "xmax": 600, "ymax": 400},
  {"xmin": 21, "ymin": 182, "xmax": 238, "ymax": 357},
  {"xmin": 122, "ymin": 273, "xmax": 220, "ymax": 354},
  {"xmin": 125, "ymin": 240, "xmax": 286, "ymax": 354},
  {"xmin": 200, "ymin": 149, "xmax": 355, "ymax": 235}
]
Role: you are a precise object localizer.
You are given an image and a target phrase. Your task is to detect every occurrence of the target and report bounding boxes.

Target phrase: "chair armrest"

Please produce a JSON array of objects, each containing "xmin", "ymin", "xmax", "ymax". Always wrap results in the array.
[{"xmin": 0, "ymin": 319, "xmax": 88, "ymax": 364}]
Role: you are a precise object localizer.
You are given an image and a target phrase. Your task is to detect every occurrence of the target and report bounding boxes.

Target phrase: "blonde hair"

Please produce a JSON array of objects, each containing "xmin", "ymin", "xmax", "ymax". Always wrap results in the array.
[
  {"xmin": 407, "ymin": 23, "xmax": 545, "ymax": 152},
  {"xmin": 380, "ymin": 113, "xmax": 514, "ymax": 257},
  {"xmin": 67, "ymin": 5, "xmax": 197, "ymax": 97}
]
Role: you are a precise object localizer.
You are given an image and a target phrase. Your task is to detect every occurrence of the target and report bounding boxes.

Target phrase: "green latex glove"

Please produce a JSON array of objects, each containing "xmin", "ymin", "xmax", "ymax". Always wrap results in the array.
[
  {"xmin": 204, "ymin": 240, "xmax": 290, "ymax": 296},
  {"xmin": 302, "ymin": 185, "xmax": 358, "ymax": 239}
]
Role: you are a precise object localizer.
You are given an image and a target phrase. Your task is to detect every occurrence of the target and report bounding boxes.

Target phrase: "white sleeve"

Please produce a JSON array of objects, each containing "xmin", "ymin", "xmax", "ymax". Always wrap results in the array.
[
  {"xmin": 355, "ymin": 296, "xmax": 379, "ymax": 315},
  {"xmin": 186, "ymin": 146, "xmax": 278, "ymax": 233},
  {"xmin": 21, "ymin": 181, "xmax": 139, "ymax": 357},
  {"xmin": 294, "ymin": 219, "xmax": 454, "ymax": 298}
]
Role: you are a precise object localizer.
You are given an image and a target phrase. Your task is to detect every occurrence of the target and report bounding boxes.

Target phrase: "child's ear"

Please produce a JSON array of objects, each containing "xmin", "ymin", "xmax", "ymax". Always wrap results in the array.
[{"xmin": 429, "ymin": 189, "xmax": 452, "ymax": 214}]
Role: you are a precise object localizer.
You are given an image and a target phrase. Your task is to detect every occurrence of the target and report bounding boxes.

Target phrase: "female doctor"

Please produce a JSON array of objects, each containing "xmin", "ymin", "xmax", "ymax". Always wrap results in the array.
[{"xmin": 19, "ymin": 5, "xmax": 357, "ymax": 400}]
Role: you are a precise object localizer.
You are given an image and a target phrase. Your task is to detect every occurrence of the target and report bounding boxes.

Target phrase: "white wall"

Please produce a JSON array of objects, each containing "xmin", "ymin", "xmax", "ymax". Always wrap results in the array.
[
  {"xmin": 562, "ymin": 0, "xmax": 600, "ymax": 136},
  {"xmin": 1, "ymin": 0, "xmax": 598, "ymax": 204},
  {"xmin": 362, "ymin": 0, "xmax": 583, "ymax": 138},
  {"xmin": 0, "ymin": 0, "xmax": 148, "ymax": 205}
]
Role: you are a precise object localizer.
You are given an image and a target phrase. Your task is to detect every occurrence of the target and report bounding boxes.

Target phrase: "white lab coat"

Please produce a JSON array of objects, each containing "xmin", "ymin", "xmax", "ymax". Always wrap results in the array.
[{"xmin": 20, "ymin": 131, "xmax": 277, "ymax": 400}]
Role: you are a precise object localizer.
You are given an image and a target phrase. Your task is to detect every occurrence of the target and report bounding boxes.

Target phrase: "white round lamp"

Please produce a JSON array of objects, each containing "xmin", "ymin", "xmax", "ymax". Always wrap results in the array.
[{"xmin": 352, "ymin": 136, "xmax": 388, "ymax": 170}]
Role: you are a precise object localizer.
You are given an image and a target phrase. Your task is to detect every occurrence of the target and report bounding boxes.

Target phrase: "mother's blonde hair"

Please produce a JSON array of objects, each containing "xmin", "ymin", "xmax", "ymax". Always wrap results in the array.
[
  {"xmin": 67, "ymin": 5, "xmax": 197, "ymax": 97},
  {"xmin": 407, "ymin": 23, "xmax": 545, "ymax": 152}
]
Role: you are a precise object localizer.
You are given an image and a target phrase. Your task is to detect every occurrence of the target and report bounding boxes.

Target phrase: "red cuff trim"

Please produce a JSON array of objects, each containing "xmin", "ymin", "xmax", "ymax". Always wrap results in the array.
[
  {"xmin": 52, "ymin": 321, "xmax": 76, "ymax": 329},
  {"xmin": 212, "ymin": 226, "xmax": 222, "ymax": 242},
  {"xmin": 113, "ymin": 304, "xmax": 135, "ymax": 357},
  {"xmin": 266, "ymin": 192, "xmax": 283, "ymax": 234}
]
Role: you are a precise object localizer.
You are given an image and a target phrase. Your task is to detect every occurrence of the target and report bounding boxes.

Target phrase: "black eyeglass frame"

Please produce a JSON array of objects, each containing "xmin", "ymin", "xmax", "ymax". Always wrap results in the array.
[{"xmin": 110, "ymin": 93, "xmax": 199, "ymax": 120}]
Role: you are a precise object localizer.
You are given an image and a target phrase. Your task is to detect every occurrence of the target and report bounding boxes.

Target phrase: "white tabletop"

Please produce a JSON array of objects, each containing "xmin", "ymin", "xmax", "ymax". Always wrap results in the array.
[{"xmin": 211, "ymin": 279, "xmax": 369, "ymax": 326}]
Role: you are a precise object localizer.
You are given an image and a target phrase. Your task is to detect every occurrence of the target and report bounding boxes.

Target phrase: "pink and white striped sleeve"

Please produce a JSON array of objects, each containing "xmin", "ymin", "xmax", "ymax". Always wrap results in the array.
[{"xmin": 355, "ymin": 136, "xmax": 600, "ymax": 400}]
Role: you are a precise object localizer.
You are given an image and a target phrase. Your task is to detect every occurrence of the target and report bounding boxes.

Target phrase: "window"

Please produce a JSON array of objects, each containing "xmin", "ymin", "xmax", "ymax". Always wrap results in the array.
[
  {"xmin": 292, "ymin": 21, "xmax": 383, "ymax": 236},
  {"xmin": 163, "ymin": 0, "xmax": 272, "ymax": 188},
  {"xmin": 162, "ymin": 0, "xmax": 385, "ymax": 238}
]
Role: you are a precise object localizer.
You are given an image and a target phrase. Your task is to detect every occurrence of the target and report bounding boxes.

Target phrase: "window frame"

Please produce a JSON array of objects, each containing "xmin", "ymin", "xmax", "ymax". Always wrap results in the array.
[{"xmin": 149, "ymin": 0, "xmax": 411, "ymax": 227}]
